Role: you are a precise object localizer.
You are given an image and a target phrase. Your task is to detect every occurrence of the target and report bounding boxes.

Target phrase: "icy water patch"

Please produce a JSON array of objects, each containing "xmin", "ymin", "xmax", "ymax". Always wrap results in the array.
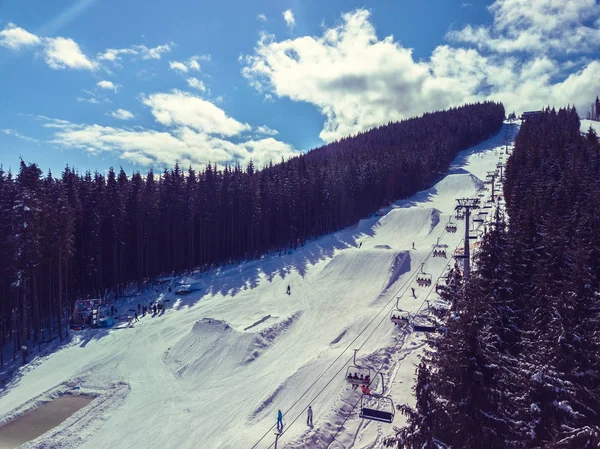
[{"xmin": 0, "ymin": 395, "xmax": 93, "ymax": 449}]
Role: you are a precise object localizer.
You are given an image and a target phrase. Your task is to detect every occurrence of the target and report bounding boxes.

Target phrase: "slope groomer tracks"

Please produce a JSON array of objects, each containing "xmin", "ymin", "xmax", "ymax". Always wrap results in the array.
[{"xmin": 250, "ymin": 216, "xmax": 464, "ymax": 449}]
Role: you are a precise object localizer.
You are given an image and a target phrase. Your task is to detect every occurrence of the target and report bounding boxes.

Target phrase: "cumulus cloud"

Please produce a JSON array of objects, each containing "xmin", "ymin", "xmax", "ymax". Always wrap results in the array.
[
  {"xmin": 258, "ymin": 13, "xmax": 267, "ymax": 22},
  {"xmin": 169, "ymin": 55, "xmax": 207, "ymax": 73},
  {"xmin": 143, "ymin": 43, "xmax": 173, "ymax": 59},
  {"xmin": 141, "ymin": 90, "xmax": 251, "ymax": 136},
  {"xmin": 243, "ymin": 8, "xmax": 600, "ymax": 142},
  {"xmin": 169, "ymin": 61, "xmax": 188, "ymax": 72},
  {"xmin": 44, "ymin": 118, "xmax": 296, "ymax": 168},
  {"xmin": 107, "ymin": 109, "xmax": 135, "ymax": 120},
  {"xmin": 283, "ymin": 10, "xmax": 295, "ymax": 28},
  {"xmin": 0, "ymin": 23, "xmax": 41, "ymax": 50},
  {"xmin": 256, "ymin": 125, "xmax": 279, "ymax": 136},
  {"xmin": 97, "ymin": 80, "xmax": 118, "ymax": 92},
  {"xmin": 187, "ymin": 77, "xmax": 206, "ymax": 91},
  {"xmin": 0, "ymin": 23, "xmax": 100, "ymax": 70},
  {"xmin": 44, "ymin": 37, "xmax": 98, "ymax": 70},
  {"xmin": 448, "ymin": 0, "xmax": 600, "ymax": 54}
]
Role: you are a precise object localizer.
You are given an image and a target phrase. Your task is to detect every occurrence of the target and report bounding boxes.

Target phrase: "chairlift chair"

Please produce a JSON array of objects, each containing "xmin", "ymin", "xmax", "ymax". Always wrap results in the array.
[
  {"xmin": 345, "ymin": 350, "xmax": 371, "ymax": 387},
  {"xmin": 411, "ymin": 313, "xmax": 439, "ymax": 333},
  {"xmin": 455, "ymin": 209, "xmax": 465, "ymax": 220},
  {"xmin": 359, "ymin": 373, "xmax": 395, "ymax": 424},
  {"xmin": 390, "ymin": 298, "xmax": 411, "ymax": 327},
  {"xmin": 416, "ymin": 263, "xmax": 432, "ymax": 287},
  {"xmin": 445, "ymin": 217, "xmax": 457, "ymax": 233}
]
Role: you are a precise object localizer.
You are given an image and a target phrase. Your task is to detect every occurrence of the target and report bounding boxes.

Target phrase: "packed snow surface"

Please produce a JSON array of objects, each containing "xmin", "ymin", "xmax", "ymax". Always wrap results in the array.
[{"xmin": 0, "ymin": 124, "xmax": 515, "ymax": 449}]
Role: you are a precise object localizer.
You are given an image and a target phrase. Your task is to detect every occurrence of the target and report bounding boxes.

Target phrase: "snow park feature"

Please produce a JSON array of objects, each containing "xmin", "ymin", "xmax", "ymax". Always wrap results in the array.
[{"xmin": 0, "ymin": 123, "xmax": 514, "ymax": 449}]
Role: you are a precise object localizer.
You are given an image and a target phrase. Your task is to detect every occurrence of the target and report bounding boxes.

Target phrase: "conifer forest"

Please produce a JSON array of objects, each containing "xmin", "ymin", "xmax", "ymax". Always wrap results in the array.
[
  {"xmin": 386, "ymin": 107, "xmax": 600, "ymax": 448},
  {"xmin": 0, "ymin": 102, "xmax": 504, "ymax": 365}
]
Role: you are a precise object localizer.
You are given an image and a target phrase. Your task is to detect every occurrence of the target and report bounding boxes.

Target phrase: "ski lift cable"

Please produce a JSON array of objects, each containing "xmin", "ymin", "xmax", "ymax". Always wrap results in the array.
[
  {"xmin": 254, "ymin": 220, "xmax": 469, "ymax": 448},
  {"xmin": 255, "ymin": 230, "xmax": 457, "ymax": 448},
  {"xmin": 326, "ymin": 238, "xmax": 469, "ymax": 448},
  {"xmin": 249, "ymin": 241, "xmax": 440, "ymax": 449}
]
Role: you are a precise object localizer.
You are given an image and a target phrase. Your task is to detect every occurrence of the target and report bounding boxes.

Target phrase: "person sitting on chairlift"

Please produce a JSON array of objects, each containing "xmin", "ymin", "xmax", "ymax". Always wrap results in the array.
[{"xmin": 361, "ymin": 384, "xmax": 371, "ymax": 395}]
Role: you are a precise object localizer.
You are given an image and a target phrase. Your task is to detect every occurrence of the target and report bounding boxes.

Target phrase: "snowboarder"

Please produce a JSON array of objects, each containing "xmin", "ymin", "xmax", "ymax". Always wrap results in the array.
[
  {"xmin": 307, "ymin": 405, "xmax": 313, "ymax": 427},
  {"xmin": 287, "ymin": 285, "xmax": 291, "ymax": 295},
  {"xmin": 277, "ymin": 409, "xmax": 283, "ymax": 432},
  {"xmin": 411, "ymin": 287, "xmax": 416, "ymax": 298}
]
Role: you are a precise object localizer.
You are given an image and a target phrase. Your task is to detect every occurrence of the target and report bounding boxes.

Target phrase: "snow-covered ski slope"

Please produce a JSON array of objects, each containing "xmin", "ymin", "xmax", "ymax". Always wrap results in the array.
[{"xmin": 0, "ymin": 123, "xmax": 516, "ymax": 449}]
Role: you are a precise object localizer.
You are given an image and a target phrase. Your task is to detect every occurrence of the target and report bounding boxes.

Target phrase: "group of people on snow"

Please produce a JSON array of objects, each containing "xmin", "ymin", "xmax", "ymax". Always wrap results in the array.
[{"xmin": 276, "ymin": 405, "xmax": 313, "ymax": 433}]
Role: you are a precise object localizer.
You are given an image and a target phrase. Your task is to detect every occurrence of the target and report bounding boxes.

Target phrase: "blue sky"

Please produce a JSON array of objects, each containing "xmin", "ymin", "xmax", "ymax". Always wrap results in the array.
[{"xmin": 1, "ymin": 0, "xmax": 599, "ymax": 175}]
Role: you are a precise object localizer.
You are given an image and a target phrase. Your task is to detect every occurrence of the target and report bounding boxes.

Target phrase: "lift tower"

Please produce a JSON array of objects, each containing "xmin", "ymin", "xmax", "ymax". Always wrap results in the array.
[{"xmin": 456, "ymin": 198, "xmax": 480, "ymax": 280}]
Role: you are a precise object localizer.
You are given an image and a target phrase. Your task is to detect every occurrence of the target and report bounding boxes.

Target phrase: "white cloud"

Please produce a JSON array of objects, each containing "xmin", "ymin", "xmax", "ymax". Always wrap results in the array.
[
  {"xmin": 47, "ymin": 119, "xmax": 296, "ymax": 168},
  {"xmin": 256, "ymin": 125, "xmax": 279, "ymax": 136},
  {"xmin": 244, "ymin": 8, "xmax": 600, "ymax": 142},
  {"xmin": 1, "ymin": 128, "xmax": 39, "ymax": 143},
  {"xmin": 143, "ymin": 43, "xmax": 173, "ymax": 59},
  {"xmin": 97, "ymin": 48, "xmax": 135, "ymax": 61},
  {"xmin": 170, "ymin": 56, "xmax": 206, "ymax": 73},
  {"xmin": 77, "ymin": 96, "xmax": 101, "ymax": 104},
  {"xmin": 448, "ymin": 0, "xmax": 600, "ymax": 54},
  {"xmin": 97, "ymin": 42, "xmax": 174, "ymax": 63},
  {"xmin": 187, "ymin": 77, "xmax": 206, "ymax": 91},
  {"xmin": 169, "ymin": 61, "xmax": 188, "ymax": 72},
  {"xmin": 258, "ymin": 13, "xmax": 267, "ymax": 22},
  {"xmin": 141, "ymin": 90, "xmax": 251, "ymax": 136},
  {"xmin": 188, "ymin": 59, "xmax": 200, "ymax": 71},
  {"xmin": 44, "ymin": 37, "xmax": 98, "ymax": 70},
  {"xmin": 0, "ymin": 23, "xmax": 41, "ymax": 50},
  {"xmin": 97, "ymin": 80, "xmax": 118, "ymax": 92},
  {"xmin": 107, "ymin": 109, "xmax": 135, "ymax": 120},
  {"xmin": 283, "ymin": 10, "xmax": 295, "ymax": 28}
]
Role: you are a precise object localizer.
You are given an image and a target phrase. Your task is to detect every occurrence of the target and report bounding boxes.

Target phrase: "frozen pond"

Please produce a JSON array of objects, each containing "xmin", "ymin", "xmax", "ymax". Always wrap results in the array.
[{"xmin": 0, "ymin": 395, "xmax": 94, "ymax": 448}]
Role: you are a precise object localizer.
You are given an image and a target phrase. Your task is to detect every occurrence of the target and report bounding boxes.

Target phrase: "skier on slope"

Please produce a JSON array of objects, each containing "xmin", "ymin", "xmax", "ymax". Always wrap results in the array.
[
  {"xmin": 307, "ymin": 405, "xmax": 313, "ymax": 427},
  {"xmin": 287, "ymin": 285, "xmax": 291, "ymax": 295},
  {"xmin": 411, "ymin": 287, "xmax": 416, "ymax": 298},
  {"xmin": 412, "ymin": 242, "xmax": 415, "ymax": 249},
  {"xmin": 277, "ymin": 409, "xmax": 283, "ymax": 432}
]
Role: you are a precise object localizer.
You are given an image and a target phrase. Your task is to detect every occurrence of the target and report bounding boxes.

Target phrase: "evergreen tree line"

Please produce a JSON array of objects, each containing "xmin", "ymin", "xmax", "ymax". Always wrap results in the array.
[
  {"xmin": 585, "ymin": 96, "xmax": 600, "ymax": 121},
  {"xmin": 0, "ymin": 101, "xmax": 504, "ymax": 365},
  {"xmin": 387, "ymin": 107, "xmax": 600, "ymax": 448}
]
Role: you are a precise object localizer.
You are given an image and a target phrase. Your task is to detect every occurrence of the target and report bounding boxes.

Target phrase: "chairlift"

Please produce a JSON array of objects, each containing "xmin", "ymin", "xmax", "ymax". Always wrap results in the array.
[
  {"xmin": 445, "ymin": 217, "xmax": 457, "ymax": 233},
  {"xmin": 455, "ymin": 209, "xmax": 465, "ymax": 220},
  {"xmin": 412, "ymin": 314, "xmax": 439, "ymax": 333},
  {"xmin": 416, "ymin": 263, "xmax": 432, "ymax": 287},
  {"xmin": 345, "ymin": 349, "xmax": 371, "ymax": 387},
  {"xmin": 432, "ymin": 238, "xmax": 447, "ymax": 258},
  {"xmin": 390, "ymin": 298, "xmax": 410, "ymax": 327},
  {"xmin": 359, "ymin": 373, "xmax": 395, "ymax": 424}
]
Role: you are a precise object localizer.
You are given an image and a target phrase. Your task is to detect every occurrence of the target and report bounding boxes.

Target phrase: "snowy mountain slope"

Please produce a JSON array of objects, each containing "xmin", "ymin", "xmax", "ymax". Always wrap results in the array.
[
  {"xmin": 581, "ymin": 119, "xmax": 600, "ymax": 135},
  {"xmin": 0, "ymin": 123, "xmax": 516, "ymax": 449}
]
